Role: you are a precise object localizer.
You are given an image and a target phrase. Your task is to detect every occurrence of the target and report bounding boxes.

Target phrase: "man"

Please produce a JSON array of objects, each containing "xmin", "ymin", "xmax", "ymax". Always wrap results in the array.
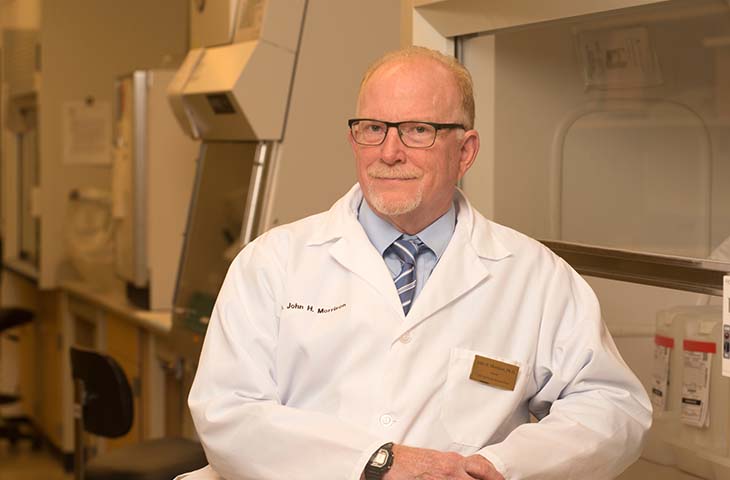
[{"xmin": 179, "ymin": 47, "xmax": 651, "ymax": 480}]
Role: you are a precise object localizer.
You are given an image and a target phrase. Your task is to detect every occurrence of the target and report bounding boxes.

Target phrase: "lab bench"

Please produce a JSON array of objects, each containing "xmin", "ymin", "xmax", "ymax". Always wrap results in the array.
[{"xmin": 10, "ymin": 276, "xmax": 196, "ymax": 468}]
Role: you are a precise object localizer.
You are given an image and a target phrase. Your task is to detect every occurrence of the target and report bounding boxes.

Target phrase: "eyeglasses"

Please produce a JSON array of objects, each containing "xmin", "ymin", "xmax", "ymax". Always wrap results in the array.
[{"xmin": 348, "ymin": 118, "xmax": 466, "ymax": 148}]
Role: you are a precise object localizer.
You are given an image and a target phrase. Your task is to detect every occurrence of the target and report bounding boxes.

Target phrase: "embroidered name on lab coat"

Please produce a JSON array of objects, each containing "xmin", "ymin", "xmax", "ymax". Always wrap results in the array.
[
  {"xmin": 285, "ymin": 302, "xmax": 347, "ymax": 314},
  {"xmin": 469, "ymin": 355, "xmax": 520, "ymax": 391}
]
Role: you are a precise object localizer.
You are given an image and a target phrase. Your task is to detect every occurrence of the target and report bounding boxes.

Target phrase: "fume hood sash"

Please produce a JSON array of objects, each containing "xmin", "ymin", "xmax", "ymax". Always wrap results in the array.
[{"xmin": 543, "ymin": 241, "xmax": 730, "ymax": 296}]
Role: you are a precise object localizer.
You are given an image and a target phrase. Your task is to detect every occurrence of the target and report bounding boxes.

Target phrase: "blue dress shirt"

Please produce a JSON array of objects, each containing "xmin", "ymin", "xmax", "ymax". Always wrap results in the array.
[{"xmin": 358, "ymin": 199, "xmax": 456, "ymax": 301}]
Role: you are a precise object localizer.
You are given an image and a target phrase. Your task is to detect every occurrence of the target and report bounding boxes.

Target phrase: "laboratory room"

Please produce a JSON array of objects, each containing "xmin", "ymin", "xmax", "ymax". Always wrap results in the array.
[{"xmin": 0, "ymin": 0, "xmax": 729, "ymax": 479}]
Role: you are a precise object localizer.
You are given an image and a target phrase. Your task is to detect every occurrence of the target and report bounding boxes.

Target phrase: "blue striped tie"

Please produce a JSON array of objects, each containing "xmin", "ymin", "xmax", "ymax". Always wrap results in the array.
[{"xmin": 389, "ymin": 237, "xmax": 424, "ymax": 315}]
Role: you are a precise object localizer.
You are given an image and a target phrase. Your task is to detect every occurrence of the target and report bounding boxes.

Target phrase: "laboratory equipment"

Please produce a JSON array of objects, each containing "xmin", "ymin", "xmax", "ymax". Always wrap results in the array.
[
  {"xmin": 112, "ymin": 70, "xmax": 197, "ymax": 310},
  {"xmin": 448, "ymin": 0, "xmax": 730, "ymax": 293},
  {"xmin": 646, "ymin": 306, "xmax": 730, "ymax": 478},
  {"xmin": 408, "ymin": 0, "xmax": 730, "ymax": 477},
  {"xmin": 167, "ymin": 0, "xmax": 307, "ymax": 360},
  {"xmin": 167, "ymin": 0, "xmax": 400, "ymax": 360},
  {"xmin": 1, "ymin": 29, "xmax": 40, "ymax": 279}
]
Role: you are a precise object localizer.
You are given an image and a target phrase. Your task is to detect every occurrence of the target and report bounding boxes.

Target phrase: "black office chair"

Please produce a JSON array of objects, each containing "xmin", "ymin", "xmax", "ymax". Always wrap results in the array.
[
  {"xmin": 70, "ymin": 346, "xmax": 208, "ymax": 480},
  {"xmin": 0, "ymin": 307, "xmax": 39, "ymax": 448}
]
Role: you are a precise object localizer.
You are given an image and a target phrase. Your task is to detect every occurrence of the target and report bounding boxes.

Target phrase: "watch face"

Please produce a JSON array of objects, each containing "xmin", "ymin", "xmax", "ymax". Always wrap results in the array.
[{"xmin": 372, "ymin": 449, "xmax": 389, "ymax": 467}]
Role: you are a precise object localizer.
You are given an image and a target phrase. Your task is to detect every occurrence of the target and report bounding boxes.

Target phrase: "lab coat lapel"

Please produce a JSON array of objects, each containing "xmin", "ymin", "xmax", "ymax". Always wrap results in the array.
[
  {"xmin": 309, "ymin": 185, "xmax": 403, "ymax": 316},
  {"xmin": 328, "ymin": 232, "xmax": 403, "ymax": 315},
  {"xmin": 397, "ymin": 191, "xmax": 512, "ymax": 336},
  {"xmin": 400, "ymin": 223, "xmax": 489, "ymax": 332}
]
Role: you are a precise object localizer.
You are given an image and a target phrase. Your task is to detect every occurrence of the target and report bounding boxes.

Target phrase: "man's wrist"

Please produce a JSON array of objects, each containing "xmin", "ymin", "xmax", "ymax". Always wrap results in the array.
[{"xmin": 363, "ymin": 442, "xmax": 395, "ymax": 480}]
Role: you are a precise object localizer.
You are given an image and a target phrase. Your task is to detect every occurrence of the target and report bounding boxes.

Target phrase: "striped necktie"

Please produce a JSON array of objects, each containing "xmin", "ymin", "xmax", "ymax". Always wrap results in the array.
[{"xmin": 388, "ymin": 236, "xmax": 425, "ymax": 315}]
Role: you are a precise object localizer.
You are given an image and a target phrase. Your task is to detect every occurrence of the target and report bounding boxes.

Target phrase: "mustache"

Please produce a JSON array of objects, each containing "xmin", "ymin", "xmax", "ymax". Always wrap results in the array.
[{"xmin": 367, "ymin": 165, "xmax": 422, "ymax": 179}]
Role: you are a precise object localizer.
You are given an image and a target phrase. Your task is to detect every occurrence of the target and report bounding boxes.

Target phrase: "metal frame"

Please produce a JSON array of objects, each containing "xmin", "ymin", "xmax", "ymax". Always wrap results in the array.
[
  {"xmin": 131, "ymin": 71, "xmax": 149, "ymax": 287},
  {"xmin": 241, "ymin": 141, "xmax": 272, "ymax": 246},
  {"xmin": 542, "ymin": 240, "xmax": 730, "ymax": 296}
]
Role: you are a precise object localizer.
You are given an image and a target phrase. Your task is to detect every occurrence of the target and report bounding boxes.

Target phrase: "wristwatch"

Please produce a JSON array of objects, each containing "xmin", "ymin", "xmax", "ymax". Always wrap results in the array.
[{"xmin": 364, "ymin": 442, "xmax": 394, "ymax": 480}]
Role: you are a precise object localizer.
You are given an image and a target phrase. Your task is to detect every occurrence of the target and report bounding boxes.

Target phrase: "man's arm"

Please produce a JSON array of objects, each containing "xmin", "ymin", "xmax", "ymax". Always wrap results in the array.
[
  {"xmin": 382, "ymin": 445, "xmax": 504, "ymax": 480},
  {"xmin": 189, "ymin": 238, "xmax": 387, "ymax": 480},
  {"xmin": 478, "ymin": 262, "xmax": 652, "ymax": 480}
]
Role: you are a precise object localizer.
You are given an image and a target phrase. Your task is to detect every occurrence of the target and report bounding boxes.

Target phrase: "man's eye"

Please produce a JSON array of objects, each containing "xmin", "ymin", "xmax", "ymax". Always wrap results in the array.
[
  {"xmin": 366, "ymin": 124, "xmax": 383, "ymax": 133},
  {"xmin": 403, "ymin": 124, "xmax": 429, "ymax": 135}
]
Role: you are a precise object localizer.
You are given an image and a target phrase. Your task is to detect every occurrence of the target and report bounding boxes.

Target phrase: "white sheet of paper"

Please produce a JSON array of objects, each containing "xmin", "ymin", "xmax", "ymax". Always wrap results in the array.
[{"xmin": 62, "ymin": 100, "xmax": 112, "ymax": 165}]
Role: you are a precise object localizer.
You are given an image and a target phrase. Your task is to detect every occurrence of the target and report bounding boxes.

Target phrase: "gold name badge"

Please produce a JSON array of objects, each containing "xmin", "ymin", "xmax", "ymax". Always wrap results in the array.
[{"xmin": 469, "ymin": 355, "xmax": 520, "ymax": 391}]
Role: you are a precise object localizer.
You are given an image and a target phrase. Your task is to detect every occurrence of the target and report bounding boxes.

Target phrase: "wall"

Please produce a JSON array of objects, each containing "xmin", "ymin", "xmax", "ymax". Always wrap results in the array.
[
  {"xmin": 263, "ymin": 0, "xmax": 402, "ymax": 227},
  {"xmin": 0, "ymin": 0, "xmax": 40, "ymax": 30}
]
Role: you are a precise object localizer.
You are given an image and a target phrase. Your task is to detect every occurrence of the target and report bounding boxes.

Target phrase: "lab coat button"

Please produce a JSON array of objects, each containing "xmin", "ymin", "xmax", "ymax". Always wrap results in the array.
[
  {"xmin": 399, "ymin": 332, "xmax": 412, "ymax": 344},
  {"xmin": 379, "ymin": 414, "xmax": 394, "ymax": 426}
]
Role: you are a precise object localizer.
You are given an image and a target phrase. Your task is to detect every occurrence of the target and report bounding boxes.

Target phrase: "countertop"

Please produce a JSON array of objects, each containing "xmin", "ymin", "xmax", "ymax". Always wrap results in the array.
[{"xmin": 61, "ymin": 279, "xmax": 172, "ymax": 334}]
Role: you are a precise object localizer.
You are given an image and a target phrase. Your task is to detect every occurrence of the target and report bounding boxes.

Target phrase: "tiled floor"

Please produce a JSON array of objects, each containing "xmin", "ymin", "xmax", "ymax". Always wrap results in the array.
[{"xmin": 0, "ymin": 440, "xmax": 72, "ymax": 480}]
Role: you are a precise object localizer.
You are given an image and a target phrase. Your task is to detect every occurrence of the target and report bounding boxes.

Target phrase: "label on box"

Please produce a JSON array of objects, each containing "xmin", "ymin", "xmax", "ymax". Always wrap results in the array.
[
  {"xmin": 651, "ymin": 335, "xmax": 674, "ymax": 412},
  {"xmin": 681, "ymin": 340, "xmax": 715, "ymax": 428}
]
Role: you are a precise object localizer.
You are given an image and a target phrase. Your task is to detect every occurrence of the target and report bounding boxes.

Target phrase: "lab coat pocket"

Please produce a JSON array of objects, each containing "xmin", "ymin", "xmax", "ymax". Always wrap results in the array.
[{"xmin": 440, "ymin": 347, "xmax": 532, "ymax": 449}]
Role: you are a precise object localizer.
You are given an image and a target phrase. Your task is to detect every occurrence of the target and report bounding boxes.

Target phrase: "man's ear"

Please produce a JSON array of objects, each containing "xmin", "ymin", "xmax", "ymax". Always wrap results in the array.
[{"xmin": 458, "ymin": 130, "xmax": 480, "ymax": 179}]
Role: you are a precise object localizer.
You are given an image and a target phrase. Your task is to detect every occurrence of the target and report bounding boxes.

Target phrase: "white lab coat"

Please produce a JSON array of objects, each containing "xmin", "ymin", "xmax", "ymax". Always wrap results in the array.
[{"xmin": 184, "ymin": 185, "xmax": 651, "ymax": 480}]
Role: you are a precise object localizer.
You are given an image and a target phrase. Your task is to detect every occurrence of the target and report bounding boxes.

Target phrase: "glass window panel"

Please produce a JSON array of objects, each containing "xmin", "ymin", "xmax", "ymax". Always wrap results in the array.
[
  {"xmin": 462, "ymin": 0, "xmax": 730, "ymax": 267},
  {"xmin": 171, "ymin": 142, "xmax": 257, "ymax": 358}
]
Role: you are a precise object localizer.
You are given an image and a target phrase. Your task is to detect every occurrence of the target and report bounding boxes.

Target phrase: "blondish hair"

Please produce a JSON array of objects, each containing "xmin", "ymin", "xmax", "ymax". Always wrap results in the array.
[{"xmin": 358, "ymin": 46, "xmax": 475, "ymax": 130}]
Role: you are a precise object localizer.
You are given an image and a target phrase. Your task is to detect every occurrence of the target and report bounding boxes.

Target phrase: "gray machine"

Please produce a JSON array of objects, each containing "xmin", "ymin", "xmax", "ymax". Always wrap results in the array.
[
  {"xmin": 113, "ymin": 70, "xmax": 198, "ymax": 310},
  {"xmin": 167, "ymin": 0, "xmax": 400, "ymax": 360},
  {"xmin": 167, "ymin": 0, "xmax": 306, "ymax": 359}
]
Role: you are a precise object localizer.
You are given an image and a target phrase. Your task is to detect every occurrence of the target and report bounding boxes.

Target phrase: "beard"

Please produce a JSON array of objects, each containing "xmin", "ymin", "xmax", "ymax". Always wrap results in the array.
[{"xmin": 364, "ymin": 164, "xmax": 424, "ymax": 216}]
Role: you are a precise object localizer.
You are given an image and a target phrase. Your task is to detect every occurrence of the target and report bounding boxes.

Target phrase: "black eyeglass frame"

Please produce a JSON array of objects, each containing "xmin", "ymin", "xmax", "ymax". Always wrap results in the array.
[{"xmin": 347, "ymin": 118, "xmax": 467, "ymax": 148}]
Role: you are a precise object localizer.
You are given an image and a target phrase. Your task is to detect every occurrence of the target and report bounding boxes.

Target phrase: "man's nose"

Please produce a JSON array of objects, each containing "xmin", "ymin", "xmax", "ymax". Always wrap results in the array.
[{"xmin": 380, "ymin": 126, "xmax": 404, "ymax": 163}]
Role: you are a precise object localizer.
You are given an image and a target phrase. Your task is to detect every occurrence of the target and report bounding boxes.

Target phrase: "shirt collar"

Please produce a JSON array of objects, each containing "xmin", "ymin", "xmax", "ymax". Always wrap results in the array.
[{"xmin": 357, "ymin": 199, "xmax": 456, "ymax": 260}]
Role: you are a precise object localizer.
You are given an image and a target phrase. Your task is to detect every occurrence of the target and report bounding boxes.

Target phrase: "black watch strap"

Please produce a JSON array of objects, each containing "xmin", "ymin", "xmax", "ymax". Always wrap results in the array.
[{"xmin": 364, "ymin": 442, "xmax": 394, "ymax": 480}]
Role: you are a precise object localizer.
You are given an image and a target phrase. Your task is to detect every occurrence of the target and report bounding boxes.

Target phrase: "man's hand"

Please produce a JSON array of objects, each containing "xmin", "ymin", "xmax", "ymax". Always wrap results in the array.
[
  {"xmin": 463, "ymin": 454, "xmax": 504, "ymax": 480},
  {"xmin": 381, "ymin": 444, "xmax": 504, "ymax": 480}
]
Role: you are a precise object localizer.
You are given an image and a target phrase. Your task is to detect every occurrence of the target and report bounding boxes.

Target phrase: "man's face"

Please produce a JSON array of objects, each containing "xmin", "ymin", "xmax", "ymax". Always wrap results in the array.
[{"xmin": 349, "ymin": 58, "xmax": 479, "ymax": 233}]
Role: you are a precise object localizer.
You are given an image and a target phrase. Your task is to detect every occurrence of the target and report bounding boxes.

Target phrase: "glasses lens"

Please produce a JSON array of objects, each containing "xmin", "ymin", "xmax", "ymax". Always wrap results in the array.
[
  {"xmin": 399, "ymin": 122, "xmax": 436, "ymax": 148},
  {"xmin": 352, "ymin": 120, "xmax": 387, "ymax": 145}
]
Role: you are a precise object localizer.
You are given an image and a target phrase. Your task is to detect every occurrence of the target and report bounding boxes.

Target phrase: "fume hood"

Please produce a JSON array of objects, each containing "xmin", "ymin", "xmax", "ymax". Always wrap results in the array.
[
  {"xmin": 166, "ymin": 0, "xmax": 400, "ymax": 360},
  {"xmin": 411, "ymin": 0, "xmax": 730, "ymax": 478},
  {"xmin": 1, "ymin": 29, "xmax": 40, "ymax": 279},
  {"xmin": 112, "ymin": 69, "xmax": 197, "ymax": 310}
]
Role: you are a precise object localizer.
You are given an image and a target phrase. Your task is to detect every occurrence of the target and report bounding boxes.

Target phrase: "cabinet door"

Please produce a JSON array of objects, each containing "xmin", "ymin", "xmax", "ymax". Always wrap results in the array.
[
  {"xmin": 18, "ymin": 321, "xmax": 37, "ymax": 418},
  {"xmin": 37, "ymin": 291, "xmax": 64, "ymax": 447},
  {"xmin": 105, "ymin": 313, "xmax": 141, "ymax": 450}
]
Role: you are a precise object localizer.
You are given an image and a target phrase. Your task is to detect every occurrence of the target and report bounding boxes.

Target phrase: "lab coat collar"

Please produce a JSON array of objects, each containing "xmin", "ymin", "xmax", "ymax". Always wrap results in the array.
[
  {"xmin": 306, "ymin": 184, "xmax": 364, "ymax": 247},
  {"xmin": 307, "ymin": 184, "xmax": 512, "ymax": 260},
  {"xmin": 453, "ymin": 187, "xmax": 512, "ymax": 261},
  {"xmin": 400, "ymin": 188, "xmax": 512, "ymax": 333},
  {"xmin": 306, "ymin": 184, "xmax": 513, "ymax": 325},
  {"xmin": 307, "ymin": 185, "xmax": 403, "ymax": 314}
]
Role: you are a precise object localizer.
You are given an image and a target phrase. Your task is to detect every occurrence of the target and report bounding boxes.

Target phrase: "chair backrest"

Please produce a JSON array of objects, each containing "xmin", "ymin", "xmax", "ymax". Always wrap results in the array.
[
  {"xmin": 69, "ymin": 347, "xmax": 134, "ymax": 438},
  {"xmin": 0, "ymin": 307, "xmax": 34, "ymax": 332}
]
